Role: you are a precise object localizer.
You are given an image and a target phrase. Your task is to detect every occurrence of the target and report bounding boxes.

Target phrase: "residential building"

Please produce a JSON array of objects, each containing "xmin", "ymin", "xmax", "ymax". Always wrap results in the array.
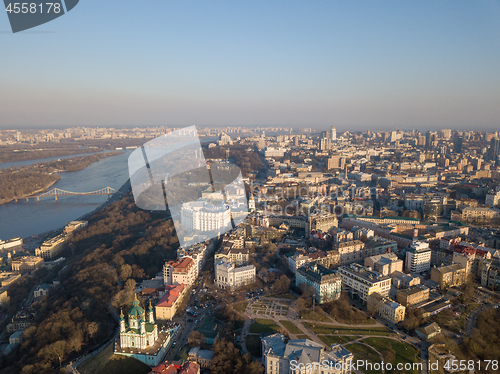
[
  {"xmin": 163, "ymin": 258, "xmax": 196, "ymax": 286},
  {"xmin": 430, "ymin": 264, "xmax": 467, "ymax": 290},
  {"xmin": 155, "ymin": 284, "xmax": 187, "ymax": 320},
  {"xmin": 261, "ymin": 333, "xmax": 354, "ymax": 374},
  {"xmin": 367, "ymin": 293, "xmax": 406, "ymax": 324},
  {"xmin": 364, "ymin": 253, "xmax": 403, "ymax": 276},
  {"xmin": 396, "ymin": 285, "xmax": 430, "ymax": 307},
  {"xmin": 188, "ymin": 347, "xmax": 214, "ymax": 369},
  {"xmin": 338, "ymin": 263, "xmax": 391, "ymax": 302},
  {"xmin": 333, "ymin": 240, "xmax": 365, "ymax": 265},
  {"xmin": 214, "ymin": 258, "xmax": 256, "ymax": 291},
  {"xmin": 64, "ymin": 220, "xmax": 88, "ymax": 234},
  {"xmin": 405, "ymin": 241, "xmax": 431, "ymax": 273},
  {"xmin": 35, "ymin": 233, "xmax": 67, "ymax": 259},
  {"xmin": 481, "ymin": 260, "xmax": 500, "ymax": 290},
  {"xmin": 296, "ymin": 263, "xmax": 342, "ymax": 304}
]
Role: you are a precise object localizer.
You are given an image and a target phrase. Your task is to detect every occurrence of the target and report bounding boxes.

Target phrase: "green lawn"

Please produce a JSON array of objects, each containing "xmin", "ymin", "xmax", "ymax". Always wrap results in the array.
[
  {"xmin": 249, "ymin": 319, "xmax": 281, "ymax": 334},
  {"xmin": 300, "ymin": 309, "xmax": 331, "ymax": 322},
  {"xmin": 295, "ymin": 334, "xmax": 308, "ymax": 339},
  {"xmin": 320, "ymin": 335, "xmax": 360, "ymax": 345},
  {"xmin": 246, "ymin": 335, "xmax": 262, "ymax": 357},
  {"xmin": 345, "ymin": 343, "xmax": 381, "ymax": 374},
  {"xmin": 303, "ymin": 323, "xmax": 394, "ymax": 336},
  {"xmin": 233, "ymin": 301, "xmax": 248, "ymax": 313},
  {"xmin": 279, "ymin": 320, "xmax": 302, "ymax": 334},
  {"xmin": 362, "ymin": 338, "xmax": 420, "ymax": 374}
]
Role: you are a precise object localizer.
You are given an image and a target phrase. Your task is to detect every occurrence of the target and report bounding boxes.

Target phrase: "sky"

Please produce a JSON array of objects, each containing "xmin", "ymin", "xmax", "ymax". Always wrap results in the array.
[{"xmin": 1, "ymin": 0, "xmax": 500, "ymax": 131}]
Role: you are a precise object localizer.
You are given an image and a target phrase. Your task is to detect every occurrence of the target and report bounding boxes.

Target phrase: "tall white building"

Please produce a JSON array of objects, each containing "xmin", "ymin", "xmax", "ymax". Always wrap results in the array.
[
  {"xmin": 215, "ymin": 258, "xmax": 255, "ymax": 291},
  {"xmin": 405, "ymin": 241, "xmax": 432, "ymax": 273},
  {"xmin": 181, "ymin": 201, "xmax": 231, "ymax": 232},
  {"xmin": 330, "ymin": 125, "xmax": 337, "ymax": 141}
]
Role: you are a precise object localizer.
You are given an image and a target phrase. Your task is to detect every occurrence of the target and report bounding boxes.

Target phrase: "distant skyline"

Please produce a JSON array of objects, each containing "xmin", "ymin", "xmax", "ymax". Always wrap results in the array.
[{"xmin": 1, "ymin": 1, "xmax": 500, "ymax": 130}]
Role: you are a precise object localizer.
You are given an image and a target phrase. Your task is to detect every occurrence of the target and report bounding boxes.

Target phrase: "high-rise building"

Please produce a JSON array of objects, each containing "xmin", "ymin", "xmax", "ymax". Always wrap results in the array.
[
  {"xmin": 487, "ymin": 137, "xmax": 500, "ymax": 162},
  {"xmin": 320, "ymin": 137, "xmax": 331, "ymax": 151},
  {"xmin": 453, "ymin": 136, "xmax": 463, "ymax": 154},
  {"xmin": 405, "ymin": 241, "xmax": 431, "ymax": 273},
  {"xmin": 330, "ymin": 125, "xmax": 337, "ymax": 141}
]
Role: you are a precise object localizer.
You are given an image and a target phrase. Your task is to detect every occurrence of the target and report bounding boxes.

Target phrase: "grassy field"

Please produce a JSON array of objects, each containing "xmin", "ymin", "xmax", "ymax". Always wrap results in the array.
[
  {"xmin": 249, "ymin": 319, "xmax": 281, "ymax": 334},
  {"xmin": 345, "ymin": 343, "xmax": 382, "ymax": 374},
  {"xmin": 295, "ymin": 334, "xmax": 308, "ymax": 339},
  {"xmin": 246, "ymin": 335, "xmax": 262, "ymax": 357},
  {"xmin": 362, "ymin": 338, "xmax": 420, "ymax": 374},
  {"xmin": 279, "ymin": 320, "xmax": 302, "ymax": 334},
  {"xmin": 77, "ymin": 343, "xmax": 150, "ymax": 374},
  {"xmin": 233, "ymin": 301, "xmax": 248, "ymax": 313},
  {"xmin": 319, "ymin": 335, "xmax": 360, "ymax": 345},
  {"xmin": 300, "ymin": 309, "xmax": 331, "ymax": 322},
  {"xmin": 303, "ymin": 322, "xmax": 394, "ymax": 336}
]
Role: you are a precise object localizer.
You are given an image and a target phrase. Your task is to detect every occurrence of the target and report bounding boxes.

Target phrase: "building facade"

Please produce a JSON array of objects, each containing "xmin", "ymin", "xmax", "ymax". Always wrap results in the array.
[
  {"xmin": 338, "ymin": 263, "xmax": 391, "ymax": 302},
  {"xmin": 214, "ymin": 258, "xmax": 256, "ymax": 290},
  {"xmin": 296, "ymin": 263, "xmax": 342, "ymax": 304},
  {"xmin": 405, "ymin": 241, "xmax": 431, "ymax": 273}
]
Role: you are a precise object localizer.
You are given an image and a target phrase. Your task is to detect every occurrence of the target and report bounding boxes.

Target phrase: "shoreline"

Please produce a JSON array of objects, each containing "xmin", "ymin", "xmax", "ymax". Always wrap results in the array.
[
  {"xmin": 23, "ymin": 179, "xmax": 132, "ymax": 243},
  {"xmin": 0, "ymin": 151, "xmax": 123, "ymax": 207}
]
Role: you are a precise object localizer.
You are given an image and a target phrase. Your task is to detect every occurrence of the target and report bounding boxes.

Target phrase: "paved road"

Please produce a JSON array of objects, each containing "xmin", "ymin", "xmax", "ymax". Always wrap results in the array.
[{"xmin": 465, "ymin": 304, "xmax": 494, "ymax": 335}]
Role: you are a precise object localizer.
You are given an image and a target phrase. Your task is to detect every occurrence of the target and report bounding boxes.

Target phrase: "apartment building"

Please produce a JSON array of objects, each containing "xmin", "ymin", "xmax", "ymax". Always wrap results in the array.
[
  {"xmin": 405, "ymin": 241, "xmax": 431, "ymax": 273},
  {"xmin": 430, "ymin": 264, "xmax": 467, "ymax": 289},
  {"xmin": 296, "ymin": 263, "xmax": 342, "ymax": 304},
  {"xmin": 35, "ymin": 233, "xmax": 67, "ymax": 259},
  {"xmin": 155, "ymin": 284, "xmax": 187, "ymax": 320},
  {"xmin": 481, "ymin": 260, "xmax": 500, "ymax": 290},
  {"xmin": 367, "ymin": 293, "xmax": 406, "ymax": 324},
  {"xmin": 338, "ymin": 263, "xmax": 391, "ymax": 302},
  {"xmin": 333, "ymin": 240, "xmax": 365, "ymax": 265},
  {"xmin": 163, "ymin": 257, "xmax": 196, "ymax": 286}
]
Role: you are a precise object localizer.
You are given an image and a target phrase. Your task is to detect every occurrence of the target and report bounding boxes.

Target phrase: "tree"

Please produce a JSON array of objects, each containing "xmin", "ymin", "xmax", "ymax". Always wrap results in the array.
[
  {"xmin": 273, "ymin": 275, "xmax": 291, "ymax": 294},
  {"xmin": 188, "ymin": 331, "xmax": 205, "ymax": 348},
  {"xmin": 39, "ymin": 340, "xmax": 66, "ymax": 368},
  {"xmin": 119, "ymin": 264, "xmax": 132, "ymax": 282},
  {"xmin": 87, "ymin": 321, "xmax": 99, "ymax": 343}
]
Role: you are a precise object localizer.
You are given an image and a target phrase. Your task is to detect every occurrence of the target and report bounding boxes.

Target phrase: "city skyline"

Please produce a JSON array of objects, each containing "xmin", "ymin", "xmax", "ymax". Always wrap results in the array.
[{"xmin": 1, "ymin": 1, "xmax": 500, "ymax": 130}]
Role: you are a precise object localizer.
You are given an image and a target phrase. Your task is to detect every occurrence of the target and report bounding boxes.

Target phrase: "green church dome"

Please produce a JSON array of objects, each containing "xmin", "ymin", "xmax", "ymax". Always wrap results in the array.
[{"xmin": 128, "ymin": 294, "xmax": 145, "ymax": 319}]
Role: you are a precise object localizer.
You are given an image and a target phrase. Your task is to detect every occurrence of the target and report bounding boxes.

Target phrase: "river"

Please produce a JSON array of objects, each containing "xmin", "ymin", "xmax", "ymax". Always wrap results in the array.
[{"xmin": 0, "ymin": 150, "xmax": 133, "ymax": 239}]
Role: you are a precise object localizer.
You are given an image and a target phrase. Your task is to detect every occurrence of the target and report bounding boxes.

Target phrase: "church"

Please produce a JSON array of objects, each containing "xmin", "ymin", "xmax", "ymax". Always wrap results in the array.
[
  {"xmin": 119, "ymin": 295, "xmax": 158, "ymax": 349},
  {"xmin": 115, "ymin": 295, "xmax": 179, "ymax": 366}
]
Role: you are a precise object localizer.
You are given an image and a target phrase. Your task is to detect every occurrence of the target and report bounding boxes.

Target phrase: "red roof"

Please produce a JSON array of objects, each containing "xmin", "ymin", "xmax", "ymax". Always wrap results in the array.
[
  {"xmin": 166, "ymin": 257, "xmax": 194, "ymax": 274},
  {"xmin": 156, "ymin": 284, "xmax": 185, "ymax": 308},
  {"xmin": 150, "ymin": 361, "xmax": 200, "ymax": 374}
]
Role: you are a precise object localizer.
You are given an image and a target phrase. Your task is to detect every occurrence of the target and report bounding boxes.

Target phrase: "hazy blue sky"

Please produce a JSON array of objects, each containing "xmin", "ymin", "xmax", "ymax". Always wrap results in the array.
[{"xmin": 1, "ymin": 0, "xmax": 500, "ymax": 131}]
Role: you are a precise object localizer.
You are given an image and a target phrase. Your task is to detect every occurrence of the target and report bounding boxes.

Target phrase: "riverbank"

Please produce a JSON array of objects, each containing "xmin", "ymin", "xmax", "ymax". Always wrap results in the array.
[{"xmin": 0, "ymin": 152, "xmax": 123, "ymax": 206}]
